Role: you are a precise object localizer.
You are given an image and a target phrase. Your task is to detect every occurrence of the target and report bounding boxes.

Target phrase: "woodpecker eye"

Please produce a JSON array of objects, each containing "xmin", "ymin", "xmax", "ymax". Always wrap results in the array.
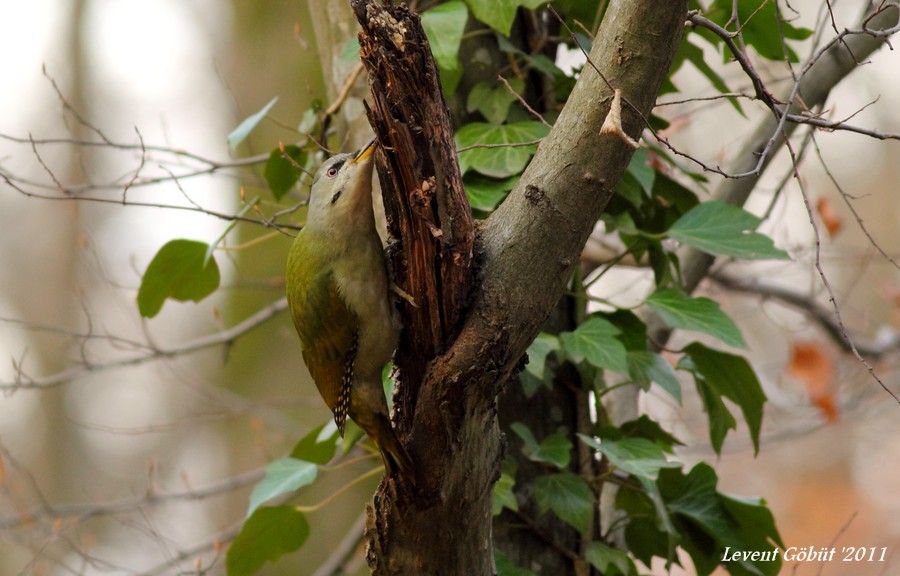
[{"xmin": 326, "ymin": 166, "xmax": 338, "ymax": 178}]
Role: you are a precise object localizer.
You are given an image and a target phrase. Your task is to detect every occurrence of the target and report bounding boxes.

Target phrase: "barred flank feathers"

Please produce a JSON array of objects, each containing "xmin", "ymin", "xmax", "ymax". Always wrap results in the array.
[{"xmin": 334, "ymin": 334, "xmax": 358, "ymax": 437}]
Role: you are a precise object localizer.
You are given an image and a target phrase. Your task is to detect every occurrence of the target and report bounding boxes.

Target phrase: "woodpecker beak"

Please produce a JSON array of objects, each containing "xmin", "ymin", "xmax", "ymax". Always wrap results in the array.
[{"xmin": 351, "ymin": 138, "xmax": 377, "ymax": 164}]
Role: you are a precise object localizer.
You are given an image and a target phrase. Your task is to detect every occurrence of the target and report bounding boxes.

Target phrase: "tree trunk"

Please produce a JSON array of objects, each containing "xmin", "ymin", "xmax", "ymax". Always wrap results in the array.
[{"xmin": 350, "ymin": 1, "xmax": 687, "ymax": 573}]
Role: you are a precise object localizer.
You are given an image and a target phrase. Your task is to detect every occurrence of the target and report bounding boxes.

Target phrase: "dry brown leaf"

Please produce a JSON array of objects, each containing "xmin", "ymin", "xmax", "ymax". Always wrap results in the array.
[
  {"xmin": 788, "ymin": 341, "xmax": 839, "ymax": 422},
  {"xmin": 816, "ymin": 197, "xmax": 843, "ymax": 238}
]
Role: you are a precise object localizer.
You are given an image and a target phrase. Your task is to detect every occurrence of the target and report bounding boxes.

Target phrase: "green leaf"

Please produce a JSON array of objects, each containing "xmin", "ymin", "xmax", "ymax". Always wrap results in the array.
[
  {"xmin": 618, "ymin": 415, "xmax": 684, "ymax": 453},
  {"xmin": 456, "ymin": 121, "xmax": 548, "ymax": 178},
  {"xmin": 704, "ymin": 0, "xmax": 813, "ymax": 62},
  {"xmin": 721, "ymin": 494, "xmax": 784, "ymax": 549},
  {"xmin": 646, "ymin": 288, "xmax": 746, "ymax": 348},
  {"xmin": 382, "ymin": 361, "xmax": 395, "ymax": 413},
  {"xmin": 585, "ymin": 541, "xmax": 637, "ymax": 576},
  {"xmin": 683, "ymin": 343, "xmax": 766, "ymax": 454},
  {"xmin": 227, "ymin": 96, "xmax": 278, "ymax": 150},
  {"xmin": 137, "ymin": 239, "xmax": 220, "ymax": 318},
  {"xmin": 495, "ymin": 550, "xmax": 538, "ymax": 576},
  {"xmin": 560, "ymin": 317, "xmax": 629, "ymax": 374},
  {"xmin": 226, "ymin": 506, "xmax": 309, "ymax": 576},
  {"xmin": 577, "ymin": 435, "xmax": 679, "ymax": 482},
  {"xmin": 289, "ymin": 422, "xmax": 339, "ymax": 465},
  {"xmin": 627, "ymin": 149, "xmax": 655, "ymax": 196},
  {"xmin": 422, "ymin": 1, "xmax": 468, "ymax": 73},
  {"xmin": 668, "ymin": 201, "xmax": 789, "ymax": 260},
  {"xmin": 493, "ymin": 471, "xmax": 519, "ymax": 516},
  {"xmin": 671, "ymin": 38, "xmax": 743, "ymax": 115},
  {"xmin": 264, "ymin": 145, "xmax": 306, "ymax": 201},
  {"xmin": 532, "ymin": 472, "xmax": 595, "ymax": 533},
  {"xmin": 465, "ymin": 174, "xmax": 518, "ymax": 212},
  {"xmin": 467, "ymin": 79, "xmax": 523, "ymax": 124},
  {"xmin": 340, "ymin": 37, "xmax": 360, "ymax": 62},
  {"xmin": 510, "ymin": 422, "xmax": 571, "ymax": 469},
  {"xmin": 658, "ymin": 464, "xmax": 783, "ymax": 576},
  {"xmin": 246, "ymin": 458, "xmax": 317, "ymax": 517},
  {"xmin": 465, "ymin": 0, "xmax": 546, "ymax": 35},
  {"xmin": 627, "ymin": 351, "xmax": 681, "ymax": 402},
  {"xmin": 524, "ymin": 332, "xmax": 560, "ymax": 379}
]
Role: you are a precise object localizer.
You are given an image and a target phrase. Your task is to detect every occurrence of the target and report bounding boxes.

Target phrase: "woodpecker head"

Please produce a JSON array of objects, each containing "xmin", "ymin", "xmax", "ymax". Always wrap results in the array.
[{"xmin": 305, "ymin": 139, "xmax": 377, "ymax": 232}]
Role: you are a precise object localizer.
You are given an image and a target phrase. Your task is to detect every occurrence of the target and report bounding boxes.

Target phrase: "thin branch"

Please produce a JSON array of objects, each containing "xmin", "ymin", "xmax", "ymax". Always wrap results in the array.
[
  {"xmin": 0, "ymin": 298, "xmax": 288, "ymax": 391},
  {"xmin": 709, "ymin": 272, "xmax": 899, "ymax": 359}
]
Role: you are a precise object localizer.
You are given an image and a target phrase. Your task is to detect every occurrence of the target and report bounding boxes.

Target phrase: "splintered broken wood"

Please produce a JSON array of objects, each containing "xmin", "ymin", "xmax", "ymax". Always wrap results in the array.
[{"xmin": 350, "ymin": 0, "xmax": 474, "ymax": 431}]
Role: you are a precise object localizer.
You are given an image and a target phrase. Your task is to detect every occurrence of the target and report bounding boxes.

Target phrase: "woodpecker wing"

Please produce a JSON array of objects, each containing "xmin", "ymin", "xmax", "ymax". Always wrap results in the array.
[{"xmin": 286, "ymin": 239, "xmax": 359, "ymax": 432}]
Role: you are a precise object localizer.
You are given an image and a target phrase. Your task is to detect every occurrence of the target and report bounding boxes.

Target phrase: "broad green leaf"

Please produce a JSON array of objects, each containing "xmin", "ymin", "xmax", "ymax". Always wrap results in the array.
[
  {"xmin": 289, "ymin": 421, "xmax": 339, "ymax": 465},
  {"xmin": 627, "ymin": 149, "xmax": 655, "ymax": 197},
  {"xmin": 465, "ymin": 174, "xmax": 518, "ymax": 212},
  {"xmin": 510, "ymin": 422, "xmax": 571, "ymax": 469},
  {"xmin": 456, "ymin": 121, "xmax": 548, "ymax": 178},
  {"xmin": 671, "ymin": 38, "xmax": 743, "ymax": 115},
  {"xmin": 560, "ymin": 317, "xmax": 629, "ymax": 374},
  {"xmin": 532, "ymin": 472, "xmax": 595, "ymax": 533},
  {"xmin": 658, "ymin": 464, "xmax": 782, "ymax": 576},
  {"xmin": 627, "ymin": 351, "xmax": 681, "ymax": 402},
  {"xmin": 264, "ymin": 145, "xmax": 306, "ymax": 201},
  {"xmin": 704, "ymin": 0, "xmax": 813, "ymax": 62},
  {"xmin": 227, "ymin": 96, "xmax": 278, "ymax": 150},
  {"xmin": 683, "ymin": 343, "xmax": 766, "ymax": 454},
  {"xmin": 578, "ymin": 435, "xmax": 679, "ymax": 481},
  {"xmin": 646, "ymin": 288, "xmax": 746, "ymax": 348},
  {"xmin": 465, "ymin": 0, "xmax": 546, "ymax": 35},
  {"xmin": 382, "ymin": 361, "xmax": 395, "ymax": 412},
  {"xmin": 668, "ymin": 201, "xmax": 789, "ymax": 260},
  {"xmin": 341, "ymin": 419, "xmax": 365, "ymax": 454},
  {"xmin": 493, "ymin": 471, "xmax": 518, "ymax": 516},
  {"xmin": 467, "ymin": 79, "xmax": 524, "ymax": 124},
  {"xmin": 137, "ymin": 239, "xmax": 220, "ymax": 318},
  {"xmin": 495, "ymin": 550, "xmax": 538, "ymax": 576},
  {"xmin": 524, "ymin": 332, "xmax": 560, "ymax": 379},
  {"xmin": 721, "ymin": 494, "xmax": 784, "ymax": 549},
  {"xmin": 226, "ymin": 506, "xmax": 309, "ymax": 576},
  {"xmin": 422, "ymin": 1, "xmax": 468, "ymax": 76},
  {"xmin": 246, "ymin": 458, "xmax": 317, "ymax": 517},
  {"xmin": 619, "ymin": 415, "xmax": 684, "ymax": 453},
  {"xmin": 585, "ymin": 541, "xmax": 637, "ymax": 576},
  {"xmin": 340, "ymin": 37, "xmax": 360, "ymax": 62}
]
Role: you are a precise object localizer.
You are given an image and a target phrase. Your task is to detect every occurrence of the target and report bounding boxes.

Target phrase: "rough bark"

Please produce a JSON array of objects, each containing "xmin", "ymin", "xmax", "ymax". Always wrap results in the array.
[
  {"xmin": 351, "ymin": 0, "xmax": 476, "ymax": 428},
  {"xmin": 354, "ymin": 0, "xmax": 688, "ymax": 573}
]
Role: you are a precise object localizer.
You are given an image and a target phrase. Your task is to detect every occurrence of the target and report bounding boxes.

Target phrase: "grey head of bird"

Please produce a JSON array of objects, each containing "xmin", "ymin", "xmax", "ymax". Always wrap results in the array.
[{"xmin": 305, "ymin": 140, "xmax": 377, "ymax": 233}]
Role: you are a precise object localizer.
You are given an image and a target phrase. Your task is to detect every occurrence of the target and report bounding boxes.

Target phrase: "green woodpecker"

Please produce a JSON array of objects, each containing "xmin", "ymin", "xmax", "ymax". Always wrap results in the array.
[{"xmin": 285, "ymin": 140, "xmax": 413, "ymax": 478}]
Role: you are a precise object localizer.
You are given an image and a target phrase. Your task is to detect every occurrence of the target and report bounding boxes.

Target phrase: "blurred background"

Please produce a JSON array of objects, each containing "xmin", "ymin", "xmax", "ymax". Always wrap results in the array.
[{"xmin": 0, "ymin": 1, "xmax": 897, "ymax": 575}]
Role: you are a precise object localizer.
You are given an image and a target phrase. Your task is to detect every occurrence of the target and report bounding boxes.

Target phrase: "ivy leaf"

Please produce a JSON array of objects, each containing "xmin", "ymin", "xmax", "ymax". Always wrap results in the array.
[
  {"xmin": 227, "ymin": 96, "xmax": 278, "ymax": 150},
  {"xmin": 226, "ymin": 506, "xmax": 309, "ymax": 576},
  {"xmin": 585, "ymin": 541, "xmax": 637, "ymax": 576},
  {"xmin": 683, "ymin": 343, "xmax": 766, "ymax": 454},
  {"xmin": 264, "ymin": 145, "xmax": 306, "ymax": 201},
  {"xmin": 532, "ymin": 472, "xmax": 595, "ymax": 534},
  {"xmin": 246, "ymin": 458, "xmax": 317, "ymax": 517},
  {"xmin": 456, "ymin": 121, "xmax": 548, "ymax": 178},
  {"xmin": 465, "ymin": 0, "xmax": 546, "ymax": 35},
  {"xmin": 704, "ymin": 0, "xmax": 813, "ymax": 62},
  {"xmin": 524, "ymin": 332, "xmax": 560, "ymax": 379},
  {"xmin": 560, "ymin": 317, "xmax": 629, "ymax": 374},
  {"xmin": 495, "ymin": 550, "xmax": 538, "ymax": 576},
  {"xmin": 289, "ymin": 421, "xmax": 339, "ymax": 465},
  {"xmin": 668, "ymin": 201, "xmax": 789, "ymax": 260},
  {"xmin": 510, "ymin": 422, "xmax": 571, "ymax": 469},
  {"xmin": 646, "ymin": 288, "xmax": 746, "ymax": 348},
  {"xmin": 627, "ymin": 351, "xmax": 681, "ymax": 402},
  {"xmin": 422, "ymin": 1, "xmax": 468, "ymax": 94},
  {"xmin": 465, "ymin": 174, "xmax": 518, "ymax": 212},
  {"xmin": 137, "ymin": 239, "xmax": 220, "ymax": 318},
  {"xmin": 627, "ymin": 149, "xmax": 656, "ymax": 196},
  {"xmin": 577, "ymin": 435, "xmax": 679, "ymax": 482},
  {"xmin": 467, "ymin": 79, "xmax": 524, "ymax": 124},
  {"xmin": 493, "ymin": 471, "xmax": 519, "ymax": 516},
  {"xmin": 618, "ymin": 416, "xmax": 684, "ymax": 453}
]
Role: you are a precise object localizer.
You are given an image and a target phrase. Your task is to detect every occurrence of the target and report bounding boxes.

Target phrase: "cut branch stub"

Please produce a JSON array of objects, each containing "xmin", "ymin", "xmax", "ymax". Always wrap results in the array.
[{"xmin": 351, "ymin": 0, "xmax": 474, "ymax": 433}]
